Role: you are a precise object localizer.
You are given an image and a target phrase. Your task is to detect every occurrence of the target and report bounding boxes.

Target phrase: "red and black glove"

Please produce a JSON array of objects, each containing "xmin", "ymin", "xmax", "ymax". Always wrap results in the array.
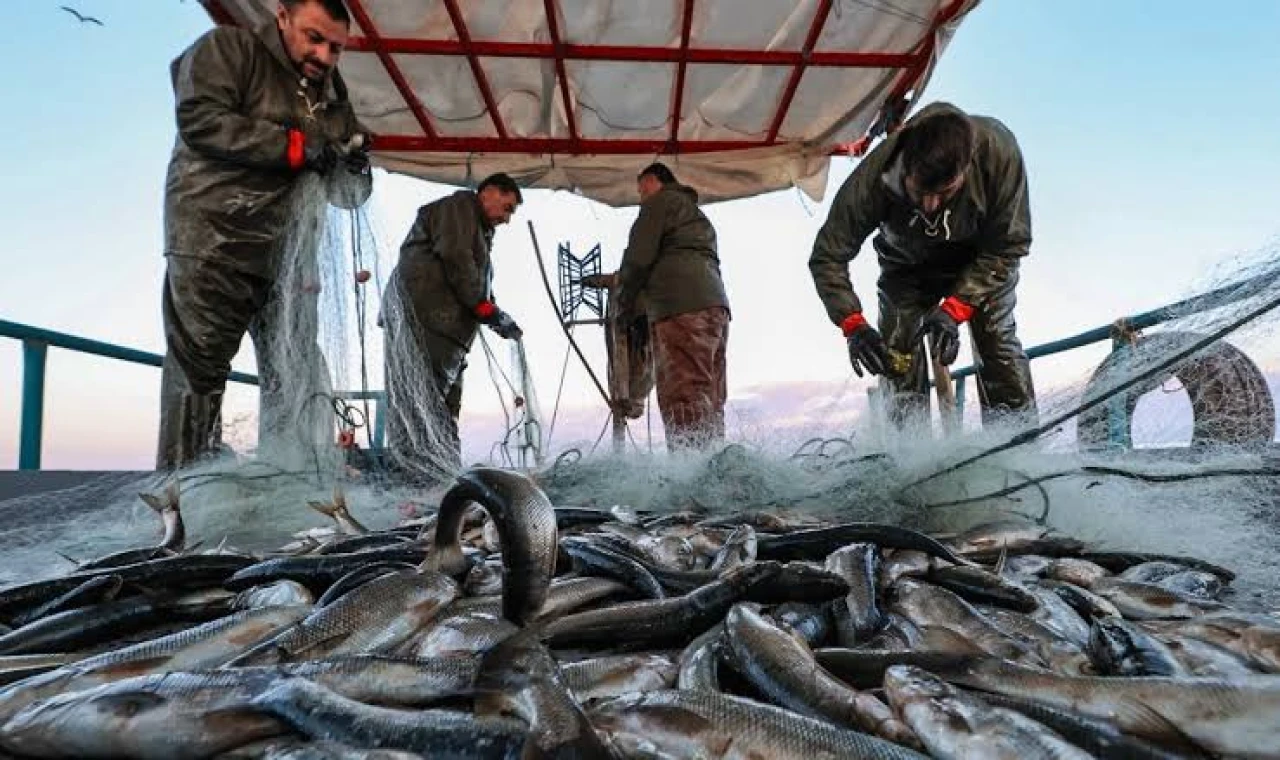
[
  {"xmin": 287, "ymin": 128, "xmax": 341, "ymax": 174},
  {"xmin": 914, "ymin": 296, "xmax": 972, "ymax": 366},
  {"xmin": 476, "ymin": 301, "xmax": 523, "ymax": 341},
  {"xmin": 841, "ymin": 312, "xmax": 888, "ymax": 377}
]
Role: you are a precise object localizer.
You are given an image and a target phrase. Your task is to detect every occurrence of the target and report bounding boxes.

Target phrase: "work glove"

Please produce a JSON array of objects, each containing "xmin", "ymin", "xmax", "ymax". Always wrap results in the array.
[
  {"xmin": 340, "ymin": 133, "xmax": 372, "ymax": 175},
  {"xmin": 842, "ymin": 313, "xmax": 888, "ymax": 377},
  {"xmin": 914, "ymin": 296, "xmax": 971, "ymax": 366},
  {"xmin": 303, "ymin": 136, "xmax": 344, "ymax": 175},
  {"xmin": 486, "ymin": 309, "xmax": 524, "ymax": 341}
]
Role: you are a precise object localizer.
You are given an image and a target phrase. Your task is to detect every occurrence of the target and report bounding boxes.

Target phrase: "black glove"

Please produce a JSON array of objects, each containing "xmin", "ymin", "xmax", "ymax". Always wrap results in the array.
[
  {"xmin": 914, "ymin": 305, "xmax": 962, "ymax": 366},
  {"xmin": 303, "ymin": 135, "xmax": 343, "ymax": 175},
  {"xmin": 846, "ymin": 323, "xmax": 889, "ymax": 377},
  {"xmin": 341, "ymin": 136, "xmax": 372, "ymax": 175},
  {"xmin": 487, "ymin": 309, "xmax": 523, "ymax": 341}
]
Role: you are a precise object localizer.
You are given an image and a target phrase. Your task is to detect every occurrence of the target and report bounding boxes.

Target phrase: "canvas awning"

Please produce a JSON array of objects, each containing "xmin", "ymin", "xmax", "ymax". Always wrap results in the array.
[{"xmin": 199, "ymin": 0, "xmax": 980, "ymax": 205}]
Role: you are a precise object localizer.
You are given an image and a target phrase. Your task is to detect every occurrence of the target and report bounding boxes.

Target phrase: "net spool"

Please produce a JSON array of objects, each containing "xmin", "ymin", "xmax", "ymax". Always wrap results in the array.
[{"xmin": 1077, "ymin": 331, "xmax": 1276, "ymax": 450}]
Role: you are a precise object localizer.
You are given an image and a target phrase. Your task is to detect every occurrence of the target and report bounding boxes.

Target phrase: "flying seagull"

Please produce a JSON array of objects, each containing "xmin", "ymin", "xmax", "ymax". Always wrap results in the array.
[{"xmin": 60, "ymin": 6, "xmax": 105, "ymax": 26}]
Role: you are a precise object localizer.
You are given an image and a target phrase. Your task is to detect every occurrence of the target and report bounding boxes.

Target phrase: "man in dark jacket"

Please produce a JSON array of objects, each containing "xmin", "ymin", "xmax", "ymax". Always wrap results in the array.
[
  {"xmin": 382, "ymin": 174, "xmax": 524, "ymax": 477},
  {"xmin": 156, "ymin": 0, "xmax": 372, "ymax": 470},
  {"xmin": 809, "ymin": 102, "xmax": 1036, "ymax": 428},
  {"xmin": 616, "ymin": 163, "xmax": 732, "ymax": 450}
]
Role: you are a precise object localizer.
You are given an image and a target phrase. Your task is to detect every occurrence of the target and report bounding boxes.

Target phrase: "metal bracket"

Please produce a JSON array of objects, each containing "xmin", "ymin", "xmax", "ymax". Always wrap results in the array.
[{"xmin": 556, "ymin": 242, "xmax": 604, "ymax": 325}]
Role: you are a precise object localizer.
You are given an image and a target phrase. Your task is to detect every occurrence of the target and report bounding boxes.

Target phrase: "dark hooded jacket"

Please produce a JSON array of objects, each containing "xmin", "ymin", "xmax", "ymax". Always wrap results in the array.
[
  {"xmin": 809, "ymin": 102, "xmax": 1031, "ymax": 325},
  {"xmin": 163, "ymin": 21, "xmax": 370, "ymax": 278},
  {"xmin": 617, "ymin": 183, "xmax": 730, "ymax": 323},
  {"xmin": 389, "ymin": 190, "xmax": 498, "ymax": 352}
]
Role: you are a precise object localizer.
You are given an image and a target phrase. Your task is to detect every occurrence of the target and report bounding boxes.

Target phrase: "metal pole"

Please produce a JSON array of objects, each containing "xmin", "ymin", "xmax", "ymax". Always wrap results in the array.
[{"xmin": 19, "ymin": 340, "xmax": 48, "ymax": 470}]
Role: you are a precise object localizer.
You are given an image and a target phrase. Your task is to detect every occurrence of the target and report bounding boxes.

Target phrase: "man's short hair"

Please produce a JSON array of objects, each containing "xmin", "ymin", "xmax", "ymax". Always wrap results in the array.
[
  {"xmin": 638, "ymin": 162, "xmax": 677, "ymax": 186},
  {"xmin": 281, "ymin": 0, "xmax": 351, "ymax": 25},
  {"xmin": 897, "ymin": 112, "xmax": 975, "ymax": 191},
  {"xmin": 477, "ymin": 173, "xmax": 523, "ymax": 204}
]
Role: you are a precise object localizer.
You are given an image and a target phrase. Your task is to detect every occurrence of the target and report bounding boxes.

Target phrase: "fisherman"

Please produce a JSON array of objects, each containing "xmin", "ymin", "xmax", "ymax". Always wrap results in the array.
[
  {"xmin": 604, "ymin": 163, "xmax": 732, "ymax": 451},
  {"xmin": 156, "ymin": 0, "xmax": 372, "ymax": 470},
  {"xmin": 809, "ymin": 102, "xmax": 1036, "ymax": 427},
  {"xmin": 381, "ymin": 174, "xmax": 525, "ymax": 478}
]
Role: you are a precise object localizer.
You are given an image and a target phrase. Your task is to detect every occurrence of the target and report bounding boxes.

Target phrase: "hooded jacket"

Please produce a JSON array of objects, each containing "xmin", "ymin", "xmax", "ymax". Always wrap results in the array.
[
  {"xmin": 163, "ymin": 20, "xmax": 370, "ymax": 278},
  {"xmin": 617, "ymin": 183, "xmax": 730, "ymax": 323},
  {"xmin": 809, "ymin": 102, "xmax": 1031, "ymax": 325},
  {"xmin": 389, "ymin": 190, "xmax": 498, "ymax": 352}
]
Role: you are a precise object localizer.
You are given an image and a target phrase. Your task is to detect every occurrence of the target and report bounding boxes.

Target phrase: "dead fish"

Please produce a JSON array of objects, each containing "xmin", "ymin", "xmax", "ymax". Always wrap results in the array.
[
  {"xmin": 562, "ymin": 653, "xmax": 678, "ymax": 702},
  {"xmin": 588, "ymin": 689, "xmax": 930, "ymax": 759},
  {"xmin": 1024, "ymin": 585, "xmax": 1092, "ymax": 647},
  {"xmin": 1089, "ymin": 578, "xmax": 1227, "ymax": 620},
  {"xmin": 826, "ymin": 543, "xmax": 884, "ymax": 646},
  {"xmin": 721, "ymin": 603, "xmax": 918, "ymax": 747},
  {"xmin": 561, "ymin": 536, "xmax": 667, "ymax": 600},
  {"xmin": 947, "ymin": 521, "xmax": 1084, "ymax": 559},
  {"xmin": 74, "ymin": 485, "xmax": 186, "ymax": 572},
  {"xmin": 409, "ymin": 610, "xmax": 517, "ymax": 658},
  {"xmin": 308, "ymin": 487, "xmax": 369, "ymax": 536},
  {"xmin": 8, "ymin": 575, "xmax": 124, "ymax": 629},
  {"xmin": 1079, "ymin": 551, "xmax": 1235, "ymax": 582},
  {"xmin": 224, "ymin": 547, "xmax": 429, "ymax": 595},
  {"xmin": 1036, "ymin": 579, "xmax": 1122, "ymax": 622},
  {"xmin": 250, "ymin": 678, "xmax": 527, "ymax": 758},
  {"xmin": 0, "ymin": 671, "xmax": 284, "ymax": 759},
  {"xmin": 1155, "ymin": 570, "xmax": 1223, "ymax": 600},
  {"xmin": 0, "ymin": 654, "xmax": 81, "ymax": 687},
  {"xmin": 316, "ymin": 563, "xmax": 418, "ymax": 608},
  {"xmin": 1088, "ymin": 616, "xmax": 1186, "ymax": 676},
  {"xmin": 0, "ymin": 605, "xmax": 311, "ymax": 726},
  {"xmin": 542, "ymin": 562, "xmax": 783, "ymax": 650},
  {"xmin": 926, "ymin": 565, "xmax": 1038, "ymax": 613},
  {"xmin": 885, "ymin": 664, "xmax": 1095, "ymax": 760},
  {"xmin": 0, "ymin": 589, "xmax": 235, "ymax": 656},
  {"xmin": 1161, "ymin": 634, "xmax": 1261, "ymax": 678},
  {"xmin": 462, "ymin": 559, "xmax": 505, "ymax": 597},
  {"xmin": 1119, "ymin": 560, "xmax": 1198, "ymax": 584},
  {"xmin": 272, "ymin": 655, "xmax": 479, "ymax": 708},
  {"xmin": 758, "ymin": 523, "xmax": 972, "ymax": 566},
  {"xmin": 889, "ymin": 580, "xmax": 1043, "ymax": 666},
  {"xmin": 472, "ymin": 630, "xmax": 613, "ymax": 757},
  {"xmin": 950, "ymin": 658, "xmax": 1280, "ymax": 759},
  {"xmin": 709, "ymin": 525, "xmax": 757, "ymax": 572},
  {"xmin": 771, "ymin": 602, "xmax": 832, "ymax": 648},
  {"xmin": 880, "ymin": 550, "xmax": 932, "ymax": 587},
  {"xmin": 1001, "ymin": 555, "xmax": 1054, "ymax": 578},
  {"xmin": 425, "ymin": 468, "xmax": 557, "ymax": 626},
  {"xmin": 1046, "ymin": 558, "xmax": 1110, "ymax": 589},
  {"xmin": 217, "ymin": 738, "xmax": 426, "ymax": 759},
  {"xmin": 977, "ymin": 607, "xmax": 1093, "ymax": 676},
  {"xmin": 1142, "ymin": 612, "xmax": 1280, "ymax": 674},
  {"xmin": 677, "ymin": 623, "xmax": 724, "ymax": 692},
  {"xmin": 229, "ymin": 570, "xmax": 457, "ymax": 665},
  {"xmin": 233, "ymin": 581, "xmax": 316, "ymax": 610},
  {"xmin": 962, "ymin": 689, "xmax": 1201, "ymax": 760}
]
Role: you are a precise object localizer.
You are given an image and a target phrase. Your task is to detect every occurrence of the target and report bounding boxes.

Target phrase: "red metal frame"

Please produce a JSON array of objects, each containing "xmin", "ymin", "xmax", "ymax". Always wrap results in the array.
[
  {"xmin": 542, "ymin": 0, "xmax": 580, "ymax": 147},
  {"xmin": 345, "ymin": 0, "xmax": 439, "ymax": 140},
  {"xmin": 766, "ymin": 0, "xmax": 834, "ymax": 144},
  {"xmin": 197, "ymin": 0, "xmax": 967, "ymax": 157},
  {"xmin": 441, "ymin": 0, "xmax": 507, "ymax": 140},
  {"xmin": 667, "ymin": 0, "xmax": 696, "ymax": 148}
]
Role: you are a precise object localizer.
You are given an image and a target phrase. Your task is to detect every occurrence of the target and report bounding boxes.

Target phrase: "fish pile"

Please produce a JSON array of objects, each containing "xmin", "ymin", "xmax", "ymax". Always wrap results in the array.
[{"xmin": 0, "ymin": 466, "xmax": 1274, "ymax": 758}]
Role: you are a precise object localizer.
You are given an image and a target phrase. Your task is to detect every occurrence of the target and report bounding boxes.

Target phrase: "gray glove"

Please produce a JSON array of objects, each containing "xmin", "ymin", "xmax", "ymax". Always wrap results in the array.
[{"xmin": 487, "ymin": 309, "xmax": 523, "ymax": 341}]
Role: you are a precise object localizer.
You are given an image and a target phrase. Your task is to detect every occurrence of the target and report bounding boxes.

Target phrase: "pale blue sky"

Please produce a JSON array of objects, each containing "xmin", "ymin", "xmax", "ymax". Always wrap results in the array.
[{"xmin": 2, "ymin": 1, "xmax": 1279, "ymax": 468}]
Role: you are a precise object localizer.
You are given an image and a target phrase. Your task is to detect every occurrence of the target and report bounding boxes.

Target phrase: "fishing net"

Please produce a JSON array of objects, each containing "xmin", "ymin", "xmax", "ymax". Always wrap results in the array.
[{"xmin": 1, "ymin": 177, "xmax": 1279, "ymax": 608}]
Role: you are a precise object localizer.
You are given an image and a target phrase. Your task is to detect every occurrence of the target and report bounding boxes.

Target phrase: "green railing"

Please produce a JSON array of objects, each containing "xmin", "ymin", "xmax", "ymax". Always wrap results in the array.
[
  {"xmin": 947, "ymin": 271, "xmax": 1272, "ymax": 433},
  {"xmin": 1, "ymin": 318, "xmax": 385, "ymax": 470}
]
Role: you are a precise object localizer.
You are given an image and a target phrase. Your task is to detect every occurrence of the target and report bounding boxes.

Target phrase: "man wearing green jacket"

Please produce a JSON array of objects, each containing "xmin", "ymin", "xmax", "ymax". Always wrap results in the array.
[
  {"xmin": 157, "ymin": 0, "xmax": 371, "ymax": 470},
  {"xmin": 616, "ymin": 163, "xmax": 732, "ymax": 450},
  {"xmin": 809, "ymin": 102, "xmax": 1036, "ymax": 427},
  {"xmin": 382, "ymin": 174, "xmax": 524, "ymax": 477}
]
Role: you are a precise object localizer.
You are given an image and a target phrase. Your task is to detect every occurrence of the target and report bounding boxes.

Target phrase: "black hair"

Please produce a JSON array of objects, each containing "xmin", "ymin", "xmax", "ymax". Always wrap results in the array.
[
  {"xmin": 638, "ymin": 162, "xmax": 677, "ymax": 186},
  {"xmin": 897, "ymin": 112, "xmax": 975, "ymax": 191},
  {"xmin": 281, "ymin": 0, "xmax": 351, "ymax": 25},
  {"xmin": 477, "ymin": 173, "xmax": 523, "ymax": 204}
]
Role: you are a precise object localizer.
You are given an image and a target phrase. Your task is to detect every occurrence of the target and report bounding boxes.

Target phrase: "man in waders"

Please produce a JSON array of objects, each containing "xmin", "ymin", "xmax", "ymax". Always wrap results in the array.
[
  {"xmin": 157, "ymin": 0, "xmax": 372, "ymax": 470},
  {"xmin": 382, "ymin": 174, "xmax": 525, "ymax": 480},
  {"xmin": 592, "ymin": 163, "xmax": 732, "ymax": 451},
  {"xmin": 809, "ymin": 102, "xmax": 1036, "ymax": 428}
]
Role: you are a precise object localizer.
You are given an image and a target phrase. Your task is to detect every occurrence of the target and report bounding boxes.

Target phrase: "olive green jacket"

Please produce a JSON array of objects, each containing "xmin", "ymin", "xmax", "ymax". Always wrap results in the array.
[{"xmin": 809, "ymin": 102, "xmax": 1032, "ymax": 324}]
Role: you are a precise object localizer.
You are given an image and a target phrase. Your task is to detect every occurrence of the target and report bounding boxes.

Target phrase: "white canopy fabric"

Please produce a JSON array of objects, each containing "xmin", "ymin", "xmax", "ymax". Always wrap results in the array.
[{"xmin": 200, "ymin": 0, "xmax": 980, "ymax": 205}]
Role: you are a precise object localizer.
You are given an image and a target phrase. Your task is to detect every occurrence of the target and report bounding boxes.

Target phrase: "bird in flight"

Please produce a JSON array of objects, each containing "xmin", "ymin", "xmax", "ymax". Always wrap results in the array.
[{"xmin": 60, "ymin": 6, "xmax": 105, "ymax": 26}]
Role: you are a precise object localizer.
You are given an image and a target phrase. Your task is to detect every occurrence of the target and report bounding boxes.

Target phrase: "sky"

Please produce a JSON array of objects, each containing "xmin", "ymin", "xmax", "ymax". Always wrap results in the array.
[{"xmin": 2, "ymin": 0, "xmax": 1280, "ymax": 469}]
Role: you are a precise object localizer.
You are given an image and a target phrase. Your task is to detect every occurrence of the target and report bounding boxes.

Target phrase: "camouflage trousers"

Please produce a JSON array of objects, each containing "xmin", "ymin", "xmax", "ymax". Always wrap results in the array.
[{"xmin": 652, "ymin": 306, "xmax": 731, "ymax": 450}]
